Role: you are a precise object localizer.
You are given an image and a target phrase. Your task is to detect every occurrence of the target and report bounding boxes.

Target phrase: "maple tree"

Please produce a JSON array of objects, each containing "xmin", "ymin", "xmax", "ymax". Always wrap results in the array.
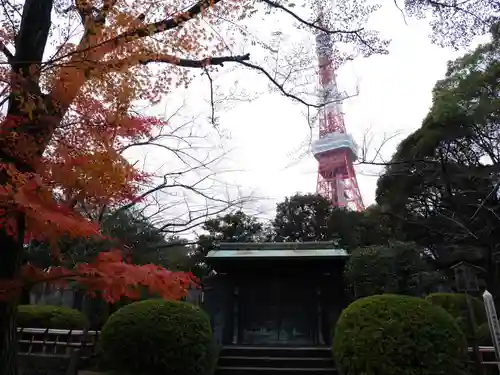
[{"xmin": 1, "ymin": 0, "xmax": 482, "ymax": 373}]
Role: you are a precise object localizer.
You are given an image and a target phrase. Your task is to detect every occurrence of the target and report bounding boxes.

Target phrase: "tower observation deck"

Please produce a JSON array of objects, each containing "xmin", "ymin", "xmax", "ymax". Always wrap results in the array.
[{"xmin": 312, "ymin": 22, "xmax": 364, "ymax": 211}]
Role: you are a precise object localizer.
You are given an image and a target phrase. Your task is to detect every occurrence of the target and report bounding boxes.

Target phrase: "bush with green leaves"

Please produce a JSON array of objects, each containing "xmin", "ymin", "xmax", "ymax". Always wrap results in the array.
[
  {"xmin": 100, "ymin": 299, "xmax": 214, "ymax": 375},
  {"xmin": 344, "ymin": 241, "xmax": 437, "ymax": 299},
  {"xmin": 333, "ymin": 294, "xmax": 469, "ymax": 375},
  {"xmin": 17, "ymin": 305, "xmax": 88, "ymax": 329},
  {"xmin": 425, "ymin": 292, "xmax": 486, "ymax": 342}
]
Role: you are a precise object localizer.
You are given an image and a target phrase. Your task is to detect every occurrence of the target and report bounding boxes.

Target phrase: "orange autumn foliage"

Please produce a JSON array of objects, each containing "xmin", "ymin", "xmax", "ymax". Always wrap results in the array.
[
  {"xmin": 0, "ymin": 0, "xmax": 256, "ymax": 303},
  {"xmin": 0, "ymin": 100, "xmax": 155, "ymax": 243},
  {"xmin": 0, "ymin": 109, "xmax": 198, "ymax": 302},
  {"xmin": 19, "ymin": 251, "xmax": 197, "ymax": 303}
]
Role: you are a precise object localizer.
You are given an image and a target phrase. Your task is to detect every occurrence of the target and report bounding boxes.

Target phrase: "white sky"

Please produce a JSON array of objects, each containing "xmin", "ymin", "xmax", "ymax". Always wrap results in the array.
[
  {"xmin": 219, "ymin": 12, "xmax": 458, "ymax": 216},
  {"xmin": 126, "ymin": 2, "xmax": 490, "ymax": 231}
]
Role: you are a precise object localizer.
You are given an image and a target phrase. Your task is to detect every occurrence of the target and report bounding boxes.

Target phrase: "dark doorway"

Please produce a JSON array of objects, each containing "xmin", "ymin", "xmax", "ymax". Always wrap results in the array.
[{"xmin": 238, "ymin": 278, "xmax": 317, "ymax": 345}]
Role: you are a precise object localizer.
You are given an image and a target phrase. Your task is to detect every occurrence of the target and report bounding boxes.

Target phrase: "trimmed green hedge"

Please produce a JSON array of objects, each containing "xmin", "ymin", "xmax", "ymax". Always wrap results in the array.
[
  {"xmin": 425, "ymin": 293, "xmax": 486, "ymax": 342},
  {"xmin": 333, "ymin": 294, "xmax": 469, "ymax": 375},
  {"xmin": 17, "ymin": 305, "xmax": 87, "ymax": 329},
  {"xmin": 100, "ymin": 299, "xmax": 214, "ymax": 375}
]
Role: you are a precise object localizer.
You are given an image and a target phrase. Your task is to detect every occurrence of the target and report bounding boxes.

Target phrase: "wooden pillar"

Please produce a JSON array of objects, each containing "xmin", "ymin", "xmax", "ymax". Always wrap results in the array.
[
  {"xmin": 232, "ymin": 286, "xmax": 240, "ymax": 344},
  {"xmin": 317, "ymin": 286, "xmax": 325, "ymax": 345}
]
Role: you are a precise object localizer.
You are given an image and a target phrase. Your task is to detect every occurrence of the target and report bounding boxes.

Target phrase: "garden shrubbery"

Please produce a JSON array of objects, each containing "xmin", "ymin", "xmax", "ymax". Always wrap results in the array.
[
  {"xmin": 17, "ymin": 305, "xmax": 88, "ymax": 329},
  {"xmin": 343, "ymin": 242, "xmax": 440, "ymax": 299},
  {"xmin": 100, "ymin": 299, "xmax": 215, "ymax": 375},
  {"xmin": 332, "ymin": 294, "xmax": 469, "ymax": 375},
  {"xmin": 425, "ymin": 292, "xmax": 486, "ymax": 342}
]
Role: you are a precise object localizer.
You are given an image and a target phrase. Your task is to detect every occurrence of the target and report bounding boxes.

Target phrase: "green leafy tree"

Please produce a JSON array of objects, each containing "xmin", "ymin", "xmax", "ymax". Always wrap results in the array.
[
  {"xmin": 377, "ymin": 29, "xmax": 500, "ymax": 294},
  {"xmin": 273, "ymin": 194, "xmax": 397, "ymax": 250},
  {"xmin": 203, "ymin": 210, "xmax": 263, "ymax": 243},
  {"xmin": 354, "ymin": 205, "xmax": 400, "ymax": 246},
  {"xmin": 273, "ymin": 194, "xmax": 336, "ymax": 242},
  {"xmin": 344, "ymin": 241, "xmax": 442, "ymax": 299},
  {"xmin": 191, "ymin": 211, "xmax": 264, "ymax": 277}
]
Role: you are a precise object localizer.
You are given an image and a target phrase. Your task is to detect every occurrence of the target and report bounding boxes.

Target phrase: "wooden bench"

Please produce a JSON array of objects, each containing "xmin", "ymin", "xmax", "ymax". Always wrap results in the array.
[{"xmin": 17, "ymin": 327, "xmax": 99, "ymax": 375}]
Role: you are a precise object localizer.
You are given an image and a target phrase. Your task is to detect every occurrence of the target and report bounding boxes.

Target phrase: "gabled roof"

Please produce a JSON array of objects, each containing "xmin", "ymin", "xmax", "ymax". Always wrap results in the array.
[{"xmin": 205, "ymin": 241, "xmax": 349, "ymax": 259}]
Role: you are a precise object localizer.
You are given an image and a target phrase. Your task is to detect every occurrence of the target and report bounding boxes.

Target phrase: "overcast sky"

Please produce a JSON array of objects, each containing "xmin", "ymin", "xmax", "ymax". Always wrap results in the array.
[
  {"xmin": 128, "ymin": 2, "xmax": 490, "ymax": 230},
  {"xmin": 217, "ymin": 16, "xmax": 450, "ymax": 215},
  {"xmin": 217, "ymin": 5, "xmax": 492, "ymax": 219}
]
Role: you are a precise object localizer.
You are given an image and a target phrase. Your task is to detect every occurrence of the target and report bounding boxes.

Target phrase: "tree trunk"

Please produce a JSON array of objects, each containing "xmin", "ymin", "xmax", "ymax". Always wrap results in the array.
[
  {"xmin": 0, "ymin": 215, "xmax": 25, "ymax": 375},
  {"xmin": 0, "ymin": 300, "xmax": 20, "ymax": 375},
  {"xmin": 0, "ymin": 3, "xmax": 58, "ymax": 374}
]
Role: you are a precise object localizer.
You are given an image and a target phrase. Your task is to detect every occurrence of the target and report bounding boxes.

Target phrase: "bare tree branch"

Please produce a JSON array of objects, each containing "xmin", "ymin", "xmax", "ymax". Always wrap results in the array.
[
  {"xmin": 0, "ymin": 41, "xmax": 13, "ymax": 63},
  {"xmin": 260, "ymin": 0, "xmax": 385, "ymax": 54},
  {"xmin": 204, "ymin": 67, "xmax": 217, "ymax": 127},
  {"xmin": 237, "ymin": 59, "xmax": 357, "ymax": 109},
  {"xmin": 106, "ymin": 0, "xmax": 226, "ymax": 47},
  {"xmin": 100, "ymin": 53, "xmax": 250, "ymax": 72}
]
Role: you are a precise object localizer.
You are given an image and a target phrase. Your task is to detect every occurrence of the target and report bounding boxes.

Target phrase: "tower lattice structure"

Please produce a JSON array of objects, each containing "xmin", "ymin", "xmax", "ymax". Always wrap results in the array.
[{"xmin": 311, "ymin": 15, "xmax": 364, "ymax": 211}]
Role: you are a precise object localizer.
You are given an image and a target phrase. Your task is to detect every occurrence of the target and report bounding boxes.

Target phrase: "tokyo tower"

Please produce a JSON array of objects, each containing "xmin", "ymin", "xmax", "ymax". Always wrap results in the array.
[{"xmin": 310, "ymin": 11, "xmax": 364, "ymax": 211}]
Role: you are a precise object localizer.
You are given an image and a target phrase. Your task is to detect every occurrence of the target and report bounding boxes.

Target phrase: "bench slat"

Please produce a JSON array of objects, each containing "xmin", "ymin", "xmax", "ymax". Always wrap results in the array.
[{"xmin": 19, "ymin": 340, "xmax": 93, "ymax": 347}]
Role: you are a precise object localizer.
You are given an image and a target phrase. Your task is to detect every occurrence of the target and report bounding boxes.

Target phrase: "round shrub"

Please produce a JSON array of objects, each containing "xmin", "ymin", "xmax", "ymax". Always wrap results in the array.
[
  {"xmin": 17, "ymin": 305, "xmax": 87, "ymax": 329},
  {"xmin": 100, "ymin": 299, "xmax": 213, "ymax": 375},
  {"xmin": 425, "ymin": 293, "xmax": 486, "ymax": 341},
  {"xmin": 333, "ymin": 294, "xmax": 469, "ymax": 375}
]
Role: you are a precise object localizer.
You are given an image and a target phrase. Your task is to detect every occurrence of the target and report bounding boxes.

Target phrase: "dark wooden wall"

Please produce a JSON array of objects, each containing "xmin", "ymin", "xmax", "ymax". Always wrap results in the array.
[{"xmin": 202, "ymin": 258, "xmax": 347, "ymax": 346}]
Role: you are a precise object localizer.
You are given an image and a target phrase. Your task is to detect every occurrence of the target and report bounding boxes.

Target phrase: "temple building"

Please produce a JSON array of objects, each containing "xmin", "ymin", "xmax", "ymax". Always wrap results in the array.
[{"xmin": 202, "ymin": 241, "xmax": 349, "ymax": 346}]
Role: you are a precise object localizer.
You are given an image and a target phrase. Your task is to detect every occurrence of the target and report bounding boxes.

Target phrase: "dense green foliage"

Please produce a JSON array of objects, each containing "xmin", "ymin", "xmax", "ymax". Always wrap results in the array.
[
  {"xmin": 332, "ymin": 294, "xmax": 469, "ymax": 375},
  {"xmin": 192, "ymin": 210, "xmax": 265, "ymax": 277},
  {"xmin": 376, "ymin": 29, "xmax": 500, "ymax": 294},
  {"xmin": 194, "ymin": 196, "xmax": 405, "ymax": 280},
  {"xmin": 273, "ymin": 193, "xmax": 338, "ymax": 242},
  {"xmin": 100, "ymin": 299, "xmax": 214, "ymax": 375},
  {"xmin": 272, "ymin": 193, "xmax": 394, "ymax": 250},
  {"xmin": 344, "ymin": 242, "xmax": 439, "ymax": 299},
  {"xmin": 17, "ymin": 305, "xmax": 88, "ymax": 329},
  {"xmin": 425, "ymin": 293, "xmax": 486, "ymax": 342}
]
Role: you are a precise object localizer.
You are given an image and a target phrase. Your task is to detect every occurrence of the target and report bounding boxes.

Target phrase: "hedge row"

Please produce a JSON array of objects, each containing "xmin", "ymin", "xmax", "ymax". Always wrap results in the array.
[{"xmin": 17, "ymin": 305, "xmax": 87, "ymax": 329}]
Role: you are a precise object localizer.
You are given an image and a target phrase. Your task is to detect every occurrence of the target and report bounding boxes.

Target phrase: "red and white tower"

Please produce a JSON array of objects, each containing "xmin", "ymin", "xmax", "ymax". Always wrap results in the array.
[{"xmin": 311, "ymin": 16, "xmax": 364, "ymax": 211}]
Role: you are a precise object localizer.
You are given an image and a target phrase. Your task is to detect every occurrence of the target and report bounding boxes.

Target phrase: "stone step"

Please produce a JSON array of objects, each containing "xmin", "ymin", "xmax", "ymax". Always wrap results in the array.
[
  {"xmin": 219, "ymin": 346, "xmax": 332, "ymax": 358},
  {"xmin": 216, "ymin": 366, "xmax": 337, "ymax": 375},
  {"xmin": 216, "ymin": 346, "xmax": 336, "ymax": 375},
  {"xmin": 218, "ymin": 355, "xmax": 334, "ymax": 369}
]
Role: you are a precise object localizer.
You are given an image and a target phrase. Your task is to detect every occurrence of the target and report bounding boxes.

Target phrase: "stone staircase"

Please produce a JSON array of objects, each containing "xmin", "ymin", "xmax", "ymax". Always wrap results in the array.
[{"xmin": 215, "ymin": 346, "xmax": 337, "ymax": 375}]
